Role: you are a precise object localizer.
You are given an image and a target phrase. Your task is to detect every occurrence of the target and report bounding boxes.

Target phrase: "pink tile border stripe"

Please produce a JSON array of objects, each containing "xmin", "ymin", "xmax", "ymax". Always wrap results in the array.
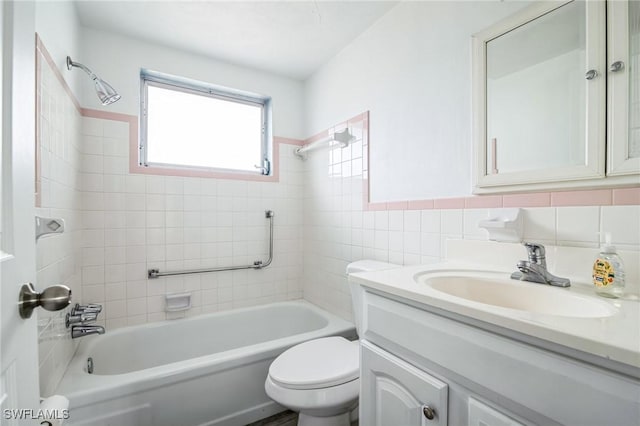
[
  {"xmin": 37, "ymin": 33, "xmax": 639, "ymax": 210},
  {"xmin": 35, "ymin": 34, "xmax": 303, "ymax": 185},
  {"xmin": 613, "ymin": 188, "xmax": 640, "ymax": 205}
]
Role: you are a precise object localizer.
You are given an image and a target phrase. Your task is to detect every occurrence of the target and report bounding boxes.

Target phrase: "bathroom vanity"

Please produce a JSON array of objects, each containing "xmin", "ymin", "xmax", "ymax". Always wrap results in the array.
[{"xmin": 351, "ymin": 242, "xmax": 640, "ymax": 426}]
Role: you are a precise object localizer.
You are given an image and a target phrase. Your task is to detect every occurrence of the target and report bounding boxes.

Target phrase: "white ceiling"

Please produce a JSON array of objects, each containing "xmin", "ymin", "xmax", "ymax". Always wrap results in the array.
[{"xmin": 74, "ymin": 1, "xmax": 399, "ymax": 80}]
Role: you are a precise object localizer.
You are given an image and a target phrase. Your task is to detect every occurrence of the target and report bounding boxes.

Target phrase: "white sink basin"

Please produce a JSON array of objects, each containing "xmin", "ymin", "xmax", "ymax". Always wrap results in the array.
[{"xmin": 415, "ymin": 270, "xmax": 617, "ymax": 318}]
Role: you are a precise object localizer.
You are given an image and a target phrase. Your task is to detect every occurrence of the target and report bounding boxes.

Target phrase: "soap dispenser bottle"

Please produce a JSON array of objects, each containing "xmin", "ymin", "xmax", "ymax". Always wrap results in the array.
[{"xmin": 592, "ymin": 232, "xmax": 625, "ymax": 298}]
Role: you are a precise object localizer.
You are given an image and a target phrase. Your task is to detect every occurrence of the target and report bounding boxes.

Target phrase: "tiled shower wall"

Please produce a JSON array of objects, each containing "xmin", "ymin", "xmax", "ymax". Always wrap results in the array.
[
  {"xmin": 79, "ymin": 116, "xmax": 304, "ymax": 329},
  {"xmin": 36, "ymin": 39, "xmax": 304, "ymax": 395},
  {"xmin": 36, "ymin": 47, "xmax": 83, "ymax": 396},
  {"xmin": 302, "ymin": 115, "xmax": 640, "ymax": 321}
]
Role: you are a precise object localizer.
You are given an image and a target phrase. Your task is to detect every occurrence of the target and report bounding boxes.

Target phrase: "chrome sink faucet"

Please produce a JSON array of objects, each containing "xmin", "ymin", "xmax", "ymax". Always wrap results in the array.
[{"xmin": 510, "ymin": 242, "xmax": 570, "ymax": 287}]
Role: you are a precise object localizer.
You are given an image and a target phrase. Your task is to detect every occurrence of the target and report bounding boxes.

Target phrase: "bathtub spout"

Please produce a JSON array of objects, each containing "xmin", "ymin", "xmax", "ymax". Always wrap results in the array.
[{"xmin": 71, "ymin": 325, "xmax": 105, "ymax": 339}]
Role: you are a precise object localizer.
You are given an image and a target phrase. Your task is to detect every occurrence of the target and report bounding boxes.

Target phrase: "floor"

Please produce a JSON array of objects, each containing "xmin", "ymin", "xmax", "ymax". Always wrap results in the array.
[
  {"xmin": 247, "ymin": 410, "xmax": 359, "ymax": 426},
  {"xmin": 247, "ymin": 410, "xmax": 298, "ymax": 426}
]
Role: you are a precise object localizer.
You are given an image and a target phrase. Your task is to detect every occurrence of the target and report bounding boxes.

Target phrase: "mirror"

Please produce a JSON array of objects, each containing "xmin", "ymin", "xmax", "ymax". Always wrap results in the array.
[
  {"xmin": 486, "ymin": 1, "xmax": 585, "ymax": 174},
  {"xmin": 473, "ymin": 0, "xmax": 606, "ymax": 192}
]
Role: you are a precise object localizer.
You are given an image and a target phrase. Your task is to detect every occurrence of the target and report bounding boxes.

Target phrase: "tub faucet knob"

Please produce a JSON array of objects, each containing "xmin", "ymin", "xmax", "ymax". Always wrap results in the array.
[
  {"xmin": 65, "ymin": 312, "xmax": 98, "ymax": 328},
  {"xmin": 72, "ymin": 303, "xmax": 102, "ymax": 315}
]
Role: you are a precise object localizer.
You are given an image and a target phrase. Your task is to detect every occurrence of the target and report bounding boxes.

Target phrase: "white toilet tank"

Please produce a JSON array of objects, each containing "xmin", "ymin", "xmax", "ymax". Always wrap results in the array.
[{"xmin": 346, "ymin": 260, "xmax": 400, "ymax": 336}]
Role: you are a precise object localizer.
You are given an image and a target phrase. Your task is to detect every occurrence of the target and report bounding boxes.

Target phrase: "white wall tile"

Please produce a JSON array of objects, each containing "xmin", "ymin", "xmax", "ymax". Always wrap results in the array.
[
  {"xmin": 557, "ymin": 206, "xmax": 599, "ymax": 245},
  {"xmin": 374, "ymin": 211, "xmax": 389, "ymax": 230},
  {"xmin": 388, "ymin": 231, "xmax": 403, "ymax": 252},
  {"xmin": 38, "ymin": 59, "xmax": 83, "ymax": 396},
  {"xmin": 421, "ymin": 210, "xmax": 440, "ymax": 234},
  {"xmin": 388, "ymin": 211, "xmax": 404, "ymax": 231},
  {"xmin": 463, "ymin": 209, "xmax": 489, "ymax": 240},
  {"xmin": 441, "ymin": 209, "xmax": 463, "ymax": 235},
  {"xmin": 523, "ymin": 207, "xmax": 556, "ymax": 243},
  {"xmin": 403, "ymin": 210, "xmax": 421, "ymax": 232},
  {"xmin": 125, "ymin": 175, "xmax": 146, "ymax": 193},
  {"xmin": 601, "ymin": 206, "xmax": 640, "ymax": 247}
]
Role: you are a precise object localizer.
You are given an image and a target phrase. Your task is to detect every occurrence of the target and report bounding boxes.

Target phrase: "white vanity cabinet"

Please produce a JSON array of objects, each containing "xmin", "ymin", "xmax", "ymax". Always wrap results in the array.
[{"xmin": 359, "ymin": 290, "xmax": 640, "ymax": 426}]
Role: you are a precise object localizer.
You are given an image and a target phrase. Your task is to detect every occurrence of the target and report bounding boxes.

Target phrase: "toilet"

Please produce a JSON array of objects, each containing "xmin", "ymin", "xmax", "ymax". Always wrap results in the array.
[{"xmin": 265, "ymin": 260, "xmax": 400, "ymax": 426}]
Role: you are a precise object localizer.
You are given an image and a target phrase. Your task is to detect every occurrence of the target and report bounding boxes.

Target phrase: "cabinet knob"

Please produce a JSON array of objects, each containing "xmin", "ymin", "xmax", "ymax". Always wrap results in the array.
[
  {"xmin": 610, "ymin": 61, "xmax": 624, "ymax": 72},
  {"xmin": 422, "ymin": 405, "xmax": 436, "ymax": 420},
  {"xmin": 585, "ymin": 69, "xmax": 598, "ymax": 80}
]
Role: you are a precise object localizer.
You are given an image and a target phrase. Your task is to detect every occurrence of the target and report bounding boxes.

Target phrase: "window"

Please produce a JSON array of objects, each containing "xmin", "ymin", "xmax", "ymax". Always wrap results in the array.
[{"xmin": 140, "ymin": 69, "xmax": 272, "ymax": 175}]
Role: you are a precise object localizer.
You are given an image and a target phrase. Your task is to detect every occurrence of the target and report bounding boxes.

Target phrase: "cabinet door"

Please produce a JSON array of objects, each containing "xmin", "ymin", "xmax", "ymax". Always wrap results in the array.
[
  {"xmin": 468, "ymin": 398, "xmax": 525, "ymax": 426},
  {"xmin": 608, "ymin": 0, "xmax": 640, "ymax": 175},
  {"xmin": 360, "ymin": 341, "xmax": 448, "ymax": 426}
]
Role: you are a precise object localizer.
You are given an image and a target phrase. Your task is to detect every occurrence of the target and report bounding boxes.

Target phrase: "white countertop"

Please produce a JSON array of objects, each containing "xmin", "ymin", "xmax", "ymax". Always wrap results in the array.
[{"xmin": 350, "ymin": 261, "xmax": 640, "ymax": 370}]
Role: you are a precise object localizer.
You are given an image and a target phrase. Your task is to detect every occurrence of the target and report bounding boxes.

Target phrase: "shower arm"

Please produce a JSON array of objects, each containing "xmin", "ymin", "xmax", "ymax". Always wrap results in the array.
[
  {"xmin": 294, "ymin": 128, "xmax": 354, "ymax": 160},
  {"xmin": 66, "ymin": 57, "xmax": 99, "ymax": 81}
]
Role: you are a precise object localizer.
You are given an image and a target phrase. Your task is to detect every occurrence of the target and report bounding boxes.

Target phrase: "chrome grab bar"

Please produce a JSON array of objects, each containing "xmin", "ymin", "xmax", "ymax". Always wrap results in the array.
[{"xmin": 148, "ymin": 210, "xmax": 274, "ymax": 279}]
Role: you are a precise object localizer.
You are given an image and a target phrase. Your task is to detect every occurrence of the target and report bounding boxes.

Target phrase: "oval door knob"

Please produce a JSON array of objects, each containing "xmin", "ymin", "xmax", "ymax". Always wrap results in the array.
[
  {"xmin": 585, "ymin": 69, "xmax": 598, "ymax": 80},
  {"xmin": 422, "ymin": 405, "xmax": 436, "ymax": 420},
  {"xmin": 610, "ymin": 61, "xmax": 624, "ymax": 72},
  {"xmin": 19, "ymin": 283, "xmax": 72, "ymax": 319}
]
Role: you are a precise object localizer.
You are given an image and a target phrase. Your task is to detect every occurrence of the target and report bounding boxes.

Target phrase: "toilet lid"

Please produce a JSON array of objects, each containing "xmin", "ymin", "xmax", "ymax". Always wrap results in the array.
[{"xmin": 269, "ymin": 336, "xmax": 359, "ymax": 390}]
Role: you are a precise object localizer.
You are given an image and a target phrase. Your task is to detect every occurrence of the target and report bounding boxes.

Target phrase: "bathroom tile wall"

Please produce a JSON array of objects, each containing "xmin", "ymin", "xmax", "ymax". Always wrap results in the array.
[
  {"xmin": 302, "ymin": 116, "xmax": 640, "ymax": 321},
  {"xmin": 79, "ymin": 116, "xmax": 304, "ymax": 329},
  {"xmin": 36, "ymin": 49, "xmax": 83, "ymax": 396}
]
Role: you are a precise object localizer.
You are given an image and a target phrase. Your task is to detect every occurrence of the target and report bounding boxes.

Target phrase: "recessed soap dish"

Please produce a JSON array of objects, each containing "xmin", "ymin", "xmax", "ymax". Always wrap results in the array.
[
  {"xmin": 165, "ymin": 292, "xmax": 192, "ymax": 312},
  {"xmin": 478, "ymin": 208, "xmax": 523, "ymax": 243}
]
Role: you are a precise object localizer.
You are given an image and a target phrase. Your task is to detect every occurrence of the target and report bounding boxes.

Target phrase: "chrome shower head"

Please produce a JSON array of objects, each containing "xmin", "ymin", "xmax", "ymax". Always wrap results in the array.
[{"xmin": 66, "ymin": 56, "xmax": 121, "ymax": 106}]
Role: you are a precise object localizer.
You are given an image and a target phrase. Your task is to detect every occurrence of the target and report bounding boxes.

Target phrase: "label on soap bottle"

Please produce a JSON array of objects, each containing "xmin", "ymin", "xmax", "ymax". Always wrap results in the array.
[{"xmin": 593, "ymin": 258, "xmax": 615, "ymax": 288}]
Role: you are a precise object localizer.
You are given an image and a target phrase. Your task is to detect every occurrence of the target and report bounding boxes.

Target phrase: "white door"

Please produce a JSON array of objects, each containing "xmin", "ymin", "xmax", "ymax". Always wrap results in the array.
[
  {"xmin": 0, "ymin": 0, "xmax": 40, "ymax": 422},
  {"xmin": 607, "ymin": 0, "xmax": 640, "ymax": 176}
]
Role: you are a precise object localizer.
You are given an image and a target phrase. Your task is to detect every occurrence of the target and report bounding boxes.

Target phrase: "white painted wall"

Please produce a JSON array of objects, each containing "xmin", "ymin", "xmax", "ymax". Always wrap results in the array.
[
  {"xmin": 78, "ymin": 27, "xmax": 305, "ymax": 139},
  {"xmin": 304, "ymin": 1, "xmax": 530, "ymax": 202},
  {"xmin": 35, "ymin": 0, "xmax": 82, "ymax": 99}
]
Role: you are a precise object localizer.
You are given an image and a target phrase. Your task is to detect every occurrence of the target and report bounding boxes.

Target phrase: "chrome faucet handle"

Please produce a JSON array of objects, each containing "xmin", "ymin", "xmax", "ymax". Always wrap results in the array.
[
  {"xmin": 523, "ymin": 242, "xmax": 546, "ymax": 268},
  {"xmin": 65, "ymin": 312, "xmax": 98, "ymax": 328},
  {"xmin": 71, "ymin": 303, "xmax": 102, "ymax": 315}
]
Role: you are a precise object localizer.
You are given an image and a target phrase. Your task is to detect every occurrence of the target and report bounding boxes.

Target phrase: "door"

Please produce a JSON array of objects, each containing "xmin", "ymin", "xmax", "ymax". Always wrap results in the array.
[
  {"xmin": 607, "ymin": 0, "xmax": 640, "ymax": 176},
  {"xmin": 1, "ymin": 0, "xmax": 39, "ymax": 423},
  {"xmin": 360, "ymin": 341, "xmax": 448, "ymax": 426}
]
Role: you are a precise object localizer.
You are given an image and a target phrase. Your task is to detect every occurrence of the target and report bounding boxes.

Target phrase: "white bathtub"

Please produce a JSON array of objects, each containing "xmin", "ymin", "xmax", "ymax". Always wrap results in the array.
[{"xmin": 57, "ymin": 301, "xmax": 355, "ymax": 426}]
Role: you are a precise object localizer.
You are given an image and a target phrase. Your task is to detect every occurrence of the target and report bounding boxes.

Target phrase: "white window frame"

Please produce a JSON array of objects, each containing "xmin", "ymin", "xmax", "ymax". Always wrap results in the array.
[{"xmin": 139, "ymin": 69, "xmax": 272, "ymax": 176}]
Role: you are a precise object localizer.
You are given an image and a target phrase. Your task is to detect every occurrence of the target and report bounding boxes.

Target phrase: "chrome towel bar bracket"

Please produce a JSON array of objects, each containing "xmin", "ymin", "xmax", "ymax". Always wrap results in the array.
[{"xmin": 148, "ymin": 210, "xmax": 274, "ymax": 279}]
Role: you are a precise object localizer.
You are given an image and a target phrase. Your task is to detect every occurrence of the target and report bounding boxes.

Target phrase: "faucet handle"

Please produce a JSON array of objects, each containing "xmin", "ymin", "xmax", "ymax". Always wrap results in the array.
[
  {"xmin": 71, "ymin": 303, "xmax": 102, "ymax": 315},
  {"xmin": 65, "ymin": 312, "xmax": 98, "ymax": 328},
  {"xmin": 523, "ymin": 242, "xmax": 546, "ymax": 265}
]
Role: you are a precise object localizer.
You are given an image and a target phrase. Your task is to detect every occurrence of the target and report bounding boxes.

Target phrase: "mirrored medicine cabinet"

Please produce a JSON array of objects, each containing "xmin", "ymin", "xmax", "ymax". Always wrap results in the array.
[{"xmin": 472, "ymin": 0, "xmax": 639, "ymax": 193}]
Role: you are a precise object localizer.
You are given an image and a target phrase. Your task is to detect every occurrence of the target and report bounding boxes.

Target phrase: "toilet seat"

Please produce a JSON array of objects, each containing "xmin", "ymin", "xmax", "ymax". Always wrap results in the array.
[{"xmin": 268, "ymin": 336, "xmax": 359, "ymax": 390}]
